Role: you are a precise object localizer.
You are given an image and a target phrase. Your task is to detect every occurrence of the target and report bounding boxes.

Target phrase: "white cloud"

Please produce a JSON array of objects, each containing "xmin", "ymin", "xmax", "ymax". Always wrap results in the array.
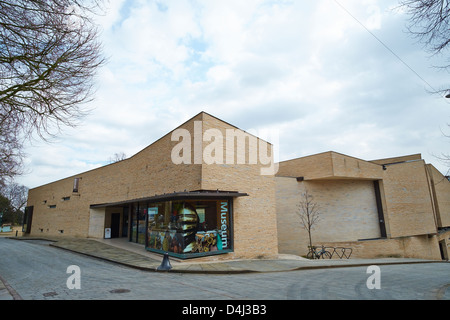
[{"xmin": 16, "ymin": 0, "xmax": 450, "ymax": 188}]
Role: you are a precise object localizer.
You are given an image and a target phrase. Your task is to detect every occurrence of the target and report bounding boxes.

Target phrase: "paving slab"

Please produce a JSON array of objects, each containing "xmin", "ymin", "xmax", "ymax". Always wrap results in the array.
[
  {"xmin": 0, "ymin": 282, "xmax": 13, "ymax": 300},
  {"xmin": 0, "ymin": 274, "xmax": 21, "ymax": 300},
  {"xmin": 6, "ymin": 236, "xmax": 446, "ymax": 275}
]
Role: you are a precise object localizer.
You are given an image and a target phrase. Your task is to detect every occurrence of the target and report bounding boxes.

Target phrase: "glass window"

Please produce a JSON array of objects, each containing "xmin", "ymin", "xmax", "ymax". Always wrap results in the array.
[
  {"xmin": 130, "ymin": 204, "xmax": 137, "ymax": 242},
  {"xmin": 129, "ymin": 203, "xmax": 148, "ymax": 244},
  {"xmin": 73, "ymin": 178, "xmax": 80, "ymax": 193},
  {"xmin": 146, "ymin": 199, "xmax": 231, "ymax": 258},
  {"xmin": 137, "ymin": 203, "xmax": 147, "ymax": 244}
]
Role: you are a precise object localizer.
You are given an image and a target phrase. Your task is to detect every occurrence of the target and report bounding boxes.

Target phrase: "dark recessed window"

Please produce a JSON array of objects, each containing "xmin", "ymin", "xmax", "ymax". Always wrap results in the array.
[{"xmin": 73, "ymin": 178, "xmax": 80, "ymax": 193}]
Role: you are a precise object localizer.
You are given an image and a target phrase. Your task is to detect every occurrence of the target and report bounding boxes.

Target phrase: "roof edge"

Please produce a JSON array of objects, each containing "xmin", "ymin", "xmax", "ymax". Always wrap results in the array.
[{"xmin": 90, "ymin": 190, "xmax": 249, "ymax": 208}]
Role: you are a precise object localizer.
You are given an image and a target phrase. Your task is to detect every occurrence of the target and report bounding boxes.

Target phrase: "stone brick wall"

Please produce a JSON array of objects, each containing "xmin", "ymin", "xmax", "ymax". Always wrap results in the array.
[
  {"xmin": 381, "ymin": 160, "xmax": 437, "ymax": 238},
  {"xmin": 316, "ymin": 235, "xmax": 441, "ymax": 260},
  {"xmin": 27, "ymin": 112, "xmax": 204, "ymax": 238},
  {"xmin": 427, "ymin": 164, "xmax": 450, "ymax": 228},
  {"xmin": 276, "ymin": 176, "xmax": 380, "ymax": 256},
  {"xmin": 276, "ymin": 153, "xmax": 449, "ymax": 260},
  {"xmin": 277, "ymin": 151, "xmax": 383, "ymax": 180},
  {"xmin": 200, "ymin": 113, "xmax": 278, "ymax": 259},
  {"xmin": 27, "ymin": 112, "xmax": 449, "ymax": 261},
  {"xmin": 27, "ymin": 112, "xmax": 279, "ymax": 259}
]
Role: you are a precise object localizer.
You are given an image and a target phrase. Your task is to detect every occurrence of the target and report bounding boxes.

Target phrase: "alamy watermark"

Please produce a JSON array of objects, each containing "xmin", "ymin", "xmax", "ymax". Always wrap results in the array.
[
  {"xmin": 66, "ymin": 265, "xmax": 81, "ymax": 290},
  {"xmin": 366, "ymin": 265, "xmax": 381, "ymax": 290},
  {"xmin": 171, "ymin": 121, "xmax": 279, "ymax": 175}
]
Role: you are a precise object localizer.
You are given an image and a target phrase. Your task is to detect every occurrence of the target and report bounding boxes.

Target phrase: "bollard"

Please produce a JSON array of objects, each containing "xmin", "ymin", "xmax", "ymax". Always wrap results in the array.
[{"xmin": 157, "ymin": 252, "xmax": 172, "ymax": 271}]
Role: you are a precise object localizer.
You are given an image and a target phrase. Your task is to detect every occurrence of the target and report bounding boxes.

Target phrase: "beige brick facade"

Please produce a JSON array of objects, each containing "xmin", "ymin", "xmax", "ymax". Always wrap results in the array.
[
  {"xmin": 27, "ymin": 112, "xmax": 205, "ymax": 239},
  {"xmin": 381, "ymin": 160, "xmax": 437, "ymax": 238},
  {"xmin": 26, "ymin": 112, "xmax": 278, "ymax": 260},
  {"xmin": 276, "ymin": 152, "xmax": 450, "ymax": 260},
  {"xmin": 26, "ymin": 113, "xmax": 450, "ymax": 261},
  {"xmin": 276, "ymin": 177, "xmax": 381, "ymax": 255},
  {"xmin": 199, "ymin": 114, "xmax": 278, "ymax": 259}
]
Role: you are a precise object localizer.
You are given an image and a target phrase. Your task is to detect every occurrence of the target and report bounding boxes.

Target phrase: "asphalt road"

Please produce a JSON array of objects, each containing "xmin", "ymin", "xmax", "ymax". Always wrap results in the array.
[{"xmin": 0, "ymin": 238, "xmax": 449, "ymax": 301}]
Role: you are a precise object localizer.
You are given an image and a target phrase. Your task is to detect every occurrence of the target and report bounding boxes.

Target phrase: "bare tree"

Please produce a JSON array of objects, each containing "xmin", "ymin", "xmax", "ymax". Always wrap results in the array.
[
  {"xmin": 400, "ymin": 1, "xmax": 450, "ymax": 170},
  {"xmin": 296, "ymin": 189, "xmax": 321, "ymax": 257},
  {"xmin": 401, "ymin": 0, "xmax": 450, "ymax": 55},
  {"xmin": 0, "ymin": 115, "xmax": 24, "ymax": 187},
  {"xmin": 0, "ymin": 182, "xmax": 27, "ymax": 225},
  {"xmin": 1, "ymin": 182, "xmax": 28, "ymax": 212},
  {"xmin": 400, "ymin": 0, "xmax": 450, "ymax": 93},
  {"xmin": 108, "ymin": 152, "xmax": 127, "ymax": 164},
  {"xmin": 0, "ymin": 0, "xmax": 106, "ymax": 182}
]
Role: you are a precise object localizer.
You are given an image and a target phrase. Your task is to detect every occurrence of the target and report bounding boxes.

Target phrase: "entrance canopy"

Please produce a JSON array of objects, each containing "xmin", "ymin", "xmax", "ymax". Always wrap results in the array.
[
  {"xmin": 90, "ymin": 190, "xmax": 248, "ymax": 209},
  {"xmin": 90, "ymin": 190, "xmax": 248, "ymax": 259}
]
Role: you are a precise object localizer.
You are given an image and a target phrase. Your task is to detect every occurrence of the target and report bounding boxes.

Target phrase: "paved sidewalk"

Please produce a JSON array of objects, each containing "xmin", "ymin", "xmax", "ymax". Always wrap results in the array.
[
  {"xmin": 0, "ymin": 277, "xmax": 13, "ymax": 300},
  {"xmin": 0, "ymin": 274, "xmax": 22, "ymax": 300},
  {"xmin": 1, "ymin": 236, "xmax": 446, "ymax": 300},
  {"xmin": 5, "ymin": 236, "xmax": 445, "ymax": 275}
]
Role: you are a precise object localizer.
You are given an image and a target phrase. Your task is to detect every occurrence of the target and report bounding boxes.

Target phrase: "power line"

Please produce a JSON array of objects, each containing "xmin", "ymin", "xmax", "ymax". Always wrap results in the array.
[{"xmin": 333, "ymin": 0, "xmax": 441, "ymax": 96}]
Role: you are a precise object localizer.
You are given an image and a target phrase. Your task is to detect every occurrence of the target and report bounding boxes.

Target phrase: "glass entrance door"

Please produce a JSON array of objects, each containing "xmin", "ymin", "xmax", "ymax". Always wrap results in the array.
[
  {"xmin": 22, "ymin": 206, "xmax": 33, "ymax": 233},
  {"xmin": 130, "ymin": 204, "xmax": 137, "ymax": 243},
  {"xmin": 122, "ymin": 207, "xmax": 129, "ymax": 238},
  {"xmin": 129, "ymin": 203, "xmax": 147, "ymax": 244}
]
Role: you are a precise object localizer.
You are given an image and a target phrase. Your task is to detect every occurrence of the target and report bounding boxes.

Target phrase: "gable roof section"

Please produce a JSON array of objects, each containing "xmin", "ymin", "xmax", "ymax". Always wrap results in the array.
[
  {"xmin": 370, "ymin": 154, "xmax": 422, "ymax": 165},
  {"xmin": 277, "ymin": 151, "xmax": 383, "ymax": 180}
]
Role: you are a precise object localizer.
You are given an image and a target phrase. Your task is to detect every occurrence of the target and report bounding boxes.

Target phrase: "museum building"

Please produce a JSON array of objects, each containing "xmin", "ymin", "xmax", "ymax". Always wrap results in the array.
[
  {"xmin": 24, "ymin": 112, "xmax": 450, "ymax": 260},
  {"xmin": 24, "ymin": 112, "xmax": 278, "ymax": 259}
]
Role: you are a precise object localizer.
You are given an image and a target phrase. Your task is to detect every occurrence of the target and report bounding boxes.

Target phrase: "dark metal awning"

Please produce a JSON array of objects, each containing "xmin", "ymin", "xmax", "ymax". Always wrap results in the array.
[{"xmin": 90, "ymin": 190, "xmax": 248, "ymax": 208}]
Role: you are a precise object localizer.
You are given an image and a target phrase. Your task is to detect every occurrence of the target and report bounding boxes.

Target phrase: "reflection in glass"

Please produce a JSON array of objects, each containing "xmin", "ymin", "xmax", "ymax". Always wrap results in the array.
[
  {"xmin": 130, "ymin": 204, "xmax": 137, "ymax": 242},
  {"xmin": 146, "ymin": 199, "xmax": 230, "ymax": 257}
]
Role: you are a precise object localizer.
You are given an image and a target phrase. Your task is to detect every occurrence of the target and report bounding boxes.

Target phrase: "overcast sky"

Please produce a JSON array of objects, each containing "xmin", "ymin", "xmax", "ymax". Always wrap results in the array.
[{"xmin": 17, "ymin": 0, "xmax": 450, "ymax": 189}]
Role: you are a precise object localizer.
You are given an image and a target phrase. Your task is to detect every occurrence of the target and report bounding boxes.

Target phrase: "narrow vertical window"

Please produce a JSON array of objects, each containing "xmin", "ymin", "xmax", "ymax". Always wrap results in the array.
[{"xmin": 73, "ymin": 178, "xmax": 80, "ymax": 193}]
